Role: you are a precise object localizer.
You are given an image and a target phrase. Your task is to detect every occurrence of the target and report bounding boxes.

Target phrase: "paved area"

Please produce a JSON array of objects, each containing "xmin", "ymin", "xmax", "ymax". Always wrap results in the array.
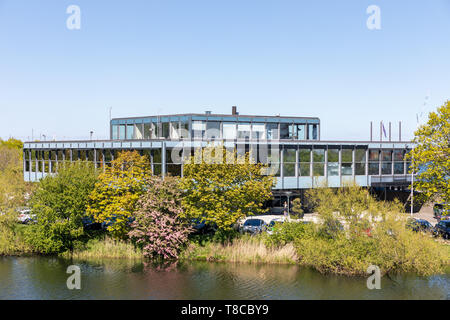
[{"xmin": 414, "ymin": 202, "xmax": 439, "ymax": 226}]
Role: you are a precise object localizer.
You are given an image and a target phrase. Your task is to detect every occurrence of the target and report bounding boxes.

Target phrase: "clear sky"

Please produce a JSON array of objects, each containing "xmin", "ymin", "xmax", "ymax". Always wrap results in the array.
[{"xmin": 0, "ymin": 0, "xmax": 449, "ymax": 141}]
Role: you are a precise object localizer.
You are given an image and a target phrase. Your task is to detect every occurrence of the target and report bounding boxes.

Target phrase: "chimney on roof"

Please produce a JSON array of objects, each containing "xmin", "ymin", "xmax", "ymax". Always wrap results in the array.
[{"xmin": 232, "ymin": 106, "xmax": 237, "ymax": 115}]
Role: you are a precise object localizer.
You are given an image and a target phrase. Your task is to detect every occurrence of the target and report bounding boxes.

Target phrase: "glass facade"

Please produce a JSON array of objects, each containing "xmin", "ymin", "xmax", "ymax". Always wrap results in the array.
[{"xmin": 110, "ymin": 114, "xmax": 320, "ymax": 141}]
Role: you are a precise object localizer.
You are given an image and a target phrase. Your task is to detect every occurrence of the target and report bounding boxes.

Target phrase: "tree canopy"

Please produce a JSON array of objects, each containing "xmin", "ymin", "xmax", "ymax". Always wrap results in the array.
[
  {"xmin": 408, "ymin": 101, "xmax": 450, "ymax": 210},
  {"xmin": 87, "ymin": 151, "xmax": 152, "ymax": 238},
  {"xmin": 179, "ymin": 146, "xmax": 274, "ymax": 231}
]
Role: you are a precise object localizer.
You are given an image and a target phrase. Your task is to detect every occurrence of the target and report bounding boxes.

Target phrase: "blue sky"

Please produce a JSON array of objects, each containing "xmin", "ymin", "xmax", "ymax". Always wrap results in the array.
[{"xmin": 0, "ymin": 0, "xmax": 449, "ymax": 141}]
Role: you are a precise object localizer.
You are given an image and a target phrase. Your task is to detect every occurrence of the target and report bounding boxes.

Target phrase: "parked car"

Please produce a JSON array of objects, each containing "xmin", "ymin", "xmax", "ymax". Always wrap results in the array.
[
  {"xmin": 433, "ymin": 203, "xmax": 449, "ymax": 220},
  {"xmin": 241, "ymin": 218, "xmax": 267, "ymax": 234},
  {"xmin": 434, "ymin": 220, "xmax": 450, "ymax": 239},
  {"xmin": 407, "ymin": 219, "xmax": 434, "ymax": 233},
  {"xmin": 266, "ymin": 218, "xmax": 285, "ymax": 235},
  {"xmin": 17, "ymin": 209, "xmax": 37, "ymax": 224},
  {"xmin": 191, "ymin": 218, "xmax": 217, "ymax": 235}
]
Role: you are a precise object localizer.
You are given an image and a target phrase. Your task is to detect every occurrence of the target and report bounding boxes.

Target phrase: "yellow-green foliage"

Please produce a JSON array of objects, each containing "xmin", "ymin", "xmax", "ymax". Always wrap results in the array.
[
  {"xmin": 0, "ymin": 211, "xmax": 34, "ymax": 256},
  {"xmin": 60, "ymin": 237, "xmax": 142, "ymax": 260},
  {"xmin": 87, "ymin": 151, "xmax": 151, "ymax": 239},
  {"xmin": 182, "ymin": 236, "xmax": 298, "ymax": 264},
  {"xmin": 294, "ymin": 185, "xmax": 450, "ymax": 276},
  {"xmin": 179, "ymin": 146, "xmax": 274, "ymax": 231},
  {"xmin": 407, "ymin": 101, "xmax": 450, "ymax": 210}
]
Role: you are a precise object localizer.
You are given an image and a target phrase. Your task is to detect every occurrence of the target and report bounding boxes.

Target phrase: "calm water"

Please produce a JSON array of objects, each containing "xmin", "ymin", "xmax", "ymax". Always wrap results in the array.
[{"xmin": 0, "ymin": 257, "xmax": 448, "ymax": 300}]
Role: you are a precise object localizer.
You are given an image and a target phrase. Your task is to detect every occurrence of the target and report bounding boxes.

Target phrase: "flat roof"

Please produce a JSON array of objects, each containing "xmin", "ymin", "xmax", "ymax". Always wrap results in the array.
[{"xmin": 111, "ymin": 113, "xmax": 320, "ymax": 121}]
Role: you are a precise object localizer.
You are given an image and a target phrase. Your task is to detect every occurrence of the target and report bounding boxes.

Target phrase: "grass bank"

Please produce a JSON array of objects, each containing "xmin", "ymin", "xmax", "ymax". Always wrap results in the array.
[
  {"xmin": 181, "ymin": 235, "xmax": 298, "ymax": 264},
  {"xmin": 60, "ymin": 238, "xmax": 142, "ymax": 260}
]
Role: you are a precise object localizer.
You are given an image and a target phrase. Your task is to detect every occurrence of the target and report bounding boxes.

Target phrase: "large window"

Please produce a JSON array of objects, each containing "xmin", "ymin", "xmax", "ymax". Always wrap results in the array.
[
  {"xmin": 112, "ymin": 125, "xmax": 119, "ymax": 140},
  {"xmin": 355, "ymin": 149, "xmax": 366, "ymax": 175},
  {"xmin": 280, "ymin": 123, "xmax": 289, "ymax": 139},
  {"xmin": 341, "ymin": 148, "xmax": 353, "ymax": 176},
  {"xmin": 266, "ymin": 123, "xmax": 279, "ymax": 139},
  {"xmin": 308, "ymin": 124, "xmax": 318, "ymax": 140},
  {"xmin": 170, "ymin": 121, "xmax": 180, "ymax": 139},
  {"xmin": 299, "ymin": 148, "xmax": 311, "ymax": 176},
  {"xmin": 119, "ymin": 125, "xmax": 126, "ymax": 140},
  {"xmin": 223, "ymin": 123, "xmax": 236, "ymax": 139},
  {"xmin": 192, "ymin": 121, "xmax": 206, "ymax": 139},
  {"xmin": 134, "ymin": 123, "xmax": 143, "ymax": 139},
  {"xmin": 312, "ymin": 148, "xmax": 325, "ymax": 176},
  {"xmin": 126, "ymin": 124, "xmax": 134, "ymax": 140},
  {"xmin": 327, "ymin": 148, "xmax": 339, "ymax": 176},
  {"xmin": 283, "ymin": 147, "xmax": 296, "ymax": 177},
  {"xmin": 289, "ymin": 124, "xmax": 306, "ymax": 140},
  {"xmin": 368, "ymin": 149, "xmax": 379, "ymax": 175},
  {"xmin": 206, "ymin": 121, "xmax": 221, "ymax": 139},
  {"xmin": 252, "ymin": 123, "xmax": 265, "ymax": 139},
  {"xmin": 237, "ymin": 123, "xmax": 251, "ymax": 139}
]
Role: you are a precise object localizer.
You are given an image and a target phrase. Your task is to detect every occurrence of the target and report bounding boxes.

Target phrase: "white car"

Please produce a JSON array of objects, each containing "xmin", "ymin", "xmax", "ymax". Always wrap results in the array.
[{"xmin": 17, "ymin": 209, "xmax": 36, "ymax": 224}]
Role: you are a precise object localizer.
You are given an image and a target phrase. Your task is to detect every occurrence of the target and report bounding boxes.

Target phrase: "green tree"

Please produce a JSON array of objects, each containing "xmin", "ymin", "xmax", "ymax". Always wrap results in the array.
[
  {"xmin": 87, "ymin": 151, "xmax": 151, "ymax": 239},
  {"xmin": 290, "ymin": 198, "xmax": 304, "ymax": 219},
  {"xmin": 407, "ymin": 101, "xmax": 450, "ymax": 213},
  {"xmin": 179, "ymin": 146, "xmax": 274, "ymax": 232},
  {"xmin": 26, "ymin": 162, "xmax": 98, "ymax": 254}
]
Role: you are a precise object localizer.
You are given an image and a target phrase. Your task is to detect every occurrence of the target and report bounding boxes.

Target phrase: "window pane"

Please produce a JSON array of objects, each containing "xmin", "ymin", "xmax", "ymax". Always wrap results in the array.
[
  {"xmin": 299, "ymin": 163, "xmax": 310, "ymax": 176},
  {"xmin": 283, "ymin": 163, "xmax": 295, "ymax": 177},
  {"xmin": 299, "ymin": 149, "xmax": 310, "ymax": 162},
  {"xmin": 381, "ymin": 162, "xmax": 392, "ymax": 175},
  {"xmin": 369, "ymin": 150, "xmax": 379, "ymax": 161},
  {"xmin": 308, "ymin": 124, "xmax": 318, "ymax": 140},
  {"xmin": 341, "ymin": 163, "xmax": 352, "ymax": 176},
  {"xmin": 341, "ymin": 149, "xmax": 353, "ymax": 162},
  {"xmin": 381, "ymin": 150, "xmax": 392, "ymax": 161},
  {"xmin": 355, "ymin": 149, "xmax": 366, "ymax": 162},
  {"xmin": 223, "ymin": 123, "xmax": 236, "ymax": 139},
  {"xmin": 369, "ymin": 162, "xmax": 379, "ymax": 175},
  {"xmin": 252, "ymin": 123, "xmax": 265, "ymax": 139},
  {"xmin": 393, "ymin": 150, "xmax": 404, "ymax": 161},
  {"xmin": 313, "ymin": 163, "xmax": 324, "ymax": 176},
  {"xmin": 394, "ymin": 162, "xmax": 404, "ymax": 174},
  {"xmin": 284, "ymin": 148, "xmax": 296, "ymax": 163},
  {"xmin": 355, "ymin": 163, "xmax": 365, "ymax": 175},
  {"xmin": 119, "ymin": 125, "xmax": 126, "ymax": 140},
  {"xmin": 280, "ymin": 123, "xmax": 289, "ymax": 139},
  {"xmin": 237, "ymin": 123, "xmax": 251, "ymax": 139},
  {"xmin": 206, "ymin": 121, "xmax": 220, "ymax": 139},
  {"xmin": 161, "ymin": 122, "xmax": 170, "ymax": 138},
  {"xmin": 134, "ymin": 124, "xmax": 143, "ymax": 139},
  {"xmin": 126, "ymin": 124, "xmax": 134, "ymax": 140},
  {"xmin": 170, "ymin": 122, "xmax": 180, "ymax": 139},
  {"xmin": 112, "ymin": 125, "xmax": 119, "ymax": 139},
  {"xmin": 313, "ymin": 149, "xmax": 325, "ymax": 162},
  {"xmin": 266, "ymin": 123, "xmax": 279, "ymax": 139},
  {"xmin": 327, "ymin": 162, "xmax": 339, "ymax": 176},
  {"xmin": 328, "ymin": 149, "xmax": 339, "ymax": 162}
]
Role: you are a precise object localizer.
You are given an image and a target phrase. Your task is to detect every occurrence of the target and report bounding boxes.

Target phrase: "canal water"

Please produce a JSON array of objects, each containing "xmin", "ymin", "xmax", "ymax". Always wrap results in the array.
[{"xmin": 0, "ymin": 257, "xmax": 448, "ymax": 299}]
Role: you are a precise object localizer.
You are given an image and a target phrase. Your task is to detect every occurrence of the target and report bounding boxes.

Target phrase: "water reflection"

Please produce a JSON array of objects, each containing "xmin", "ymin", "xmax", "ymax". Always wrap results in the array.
[{"xmin": 0, "ymin": 257, "xmax": 448, "ymax": 300}]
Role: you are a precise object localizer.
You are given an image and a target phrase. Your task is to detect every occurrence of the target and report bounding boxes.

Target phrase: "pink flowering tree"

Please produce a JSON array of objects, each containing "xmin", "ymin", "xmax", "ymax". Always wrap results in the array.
[{"xmin": 128, "ymin": 176, "xmax": 192, "ymax": 260}]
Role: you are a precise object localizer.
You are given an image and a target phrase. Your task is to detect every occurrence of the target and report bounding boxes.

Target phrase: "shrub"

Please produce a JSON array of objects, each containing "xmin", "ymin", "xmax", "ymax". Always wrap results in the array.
[
  {"xmin": 290, "ymin": 198, "xmax": 304, "ymax": 219},
  {"xmin": 26, "ymin": 162, "xmax": 98, "ymax": 254},
  {"xmin": 128, "ymin": 176, "xmax": 192, "ymax": 260},
  {"xmin": 264, "ymin": 222, "xmax": 315, "ymax": 247}
]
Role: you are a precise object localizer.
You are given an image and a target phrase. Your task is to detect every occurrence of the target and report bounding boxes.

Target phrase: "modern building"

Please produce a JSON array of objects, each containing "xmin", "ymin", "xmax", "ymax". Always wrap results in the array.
[{"xmin": 22, "ymin": 107, "xmax": 416, "ymax": 213}]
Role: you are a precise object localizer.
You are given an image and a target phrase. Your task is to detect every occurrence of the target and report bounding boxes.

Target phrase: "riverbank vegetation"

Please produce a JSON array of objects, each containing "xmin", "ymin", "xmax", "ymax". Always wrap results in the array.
[{"xmin": 1, "ymin": 134, "xmax": 449, "ymax": 277}]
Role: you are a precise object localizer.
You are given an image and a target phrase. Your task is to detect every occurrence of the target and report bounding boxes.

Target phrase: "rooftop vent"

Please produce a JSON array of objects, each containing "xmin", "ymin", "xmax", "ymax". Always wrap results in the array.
[
  {"xmin": 232, "ymin": 106, "xmax": 238, "ymax": 115},
  {"xmin": 205, "ymin": 111, "xmax": 212, "ymax": 115}
]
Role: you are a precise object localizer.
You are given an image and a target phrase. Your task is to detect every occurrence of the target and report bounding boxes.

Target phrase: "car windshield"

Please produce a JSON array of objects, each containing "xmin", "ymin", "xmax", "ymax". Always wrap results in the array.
[
  {"xmin": 244, "ymin": 219, "xmax": 263, "ymax": 226},
  {"xmin": 440, "ymin": 221, "xmax": 450, "ymax": 228}
]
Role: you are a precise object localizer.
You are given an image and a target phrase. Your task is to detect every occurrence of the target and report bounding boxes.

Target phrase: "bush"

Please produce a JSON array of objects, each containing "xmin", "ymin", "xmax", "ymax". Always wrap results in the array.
[
  {"xmin": 26, "ymin": 162, "xmax": 98, "ymax": 254},
  {"xmin": 264, "ymin": 222, "xmax": 315, "ymax": 247},
  {"xmin": 128, "ymin": 176, "xmax": 192, "ymax": 260}
]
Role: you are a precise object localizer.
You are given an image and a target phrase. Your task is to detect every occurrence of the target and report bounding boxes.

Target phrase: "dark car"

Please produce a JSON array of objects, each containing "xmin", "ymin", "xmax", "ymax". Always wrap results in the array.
[
  {"xmin": 434, "ymin": 220, "xmax": 450, "ymax": 239},
  {"xmin": 434, "ymin": 203, "xmax": 449, "ymax": 220},
  {"xmin": 242, "ymin": 218, "xmax": 266, "ymax": 234},
  {"xmin": 191, "ymin": 219, "xmax": 217, "ymax": 235},
  {"xmin": 407, "ymin": 219, "xmax": 433, "ymax": 233}
]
